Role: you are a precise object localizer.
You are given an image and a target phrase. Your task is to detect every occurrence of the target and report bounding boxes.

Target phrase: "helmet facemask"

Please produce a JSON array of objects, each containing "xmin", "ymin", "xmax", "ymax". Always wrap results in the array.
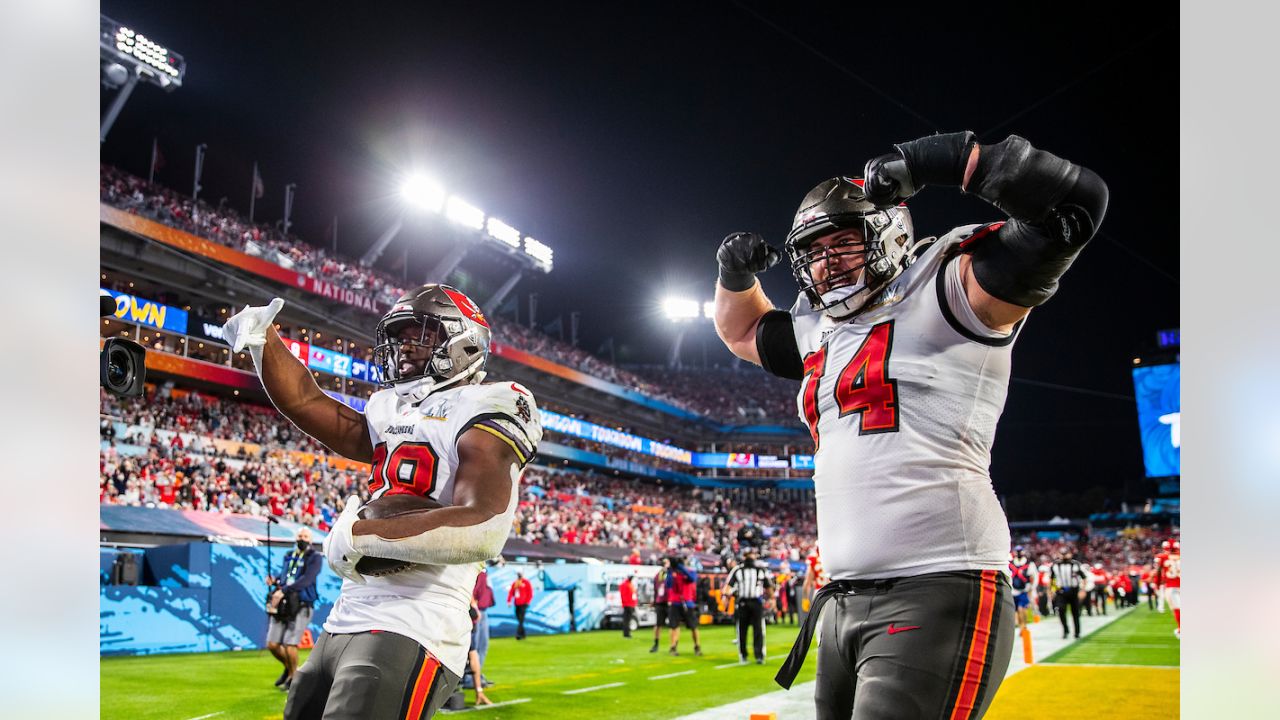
[
  {"xmin": 373, "ymin": 306, "xmax": 488, "ymax": 401},
  {"xmin": 784, "ymin": 177, "xmax": 916, "ymax": 320}
]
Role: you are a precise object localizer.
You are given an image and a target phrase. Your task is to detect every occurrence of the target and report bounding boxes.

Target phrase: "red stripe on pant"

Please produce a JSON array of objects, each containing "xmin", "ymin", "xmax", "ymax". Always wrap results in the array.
[
  {"xmin": 404, "ymin": 655, "xmax": 441, "ymax": 720},
  {"xmin": 948, "ymin": 570, "xmax": 999, "ymax": 720}
]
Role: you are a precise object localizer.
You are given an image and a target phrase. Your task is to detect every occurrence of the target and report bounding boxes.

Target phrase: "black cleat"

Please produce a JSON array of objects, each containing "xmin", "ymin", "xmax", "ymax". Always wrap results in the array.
[
  {"xmin": 274, "ymin": 670, "xmax": 288, "ymax": 687},
  {"xmin": 649, "ymin": 643, "xmax": 659, "ymax": 653}
]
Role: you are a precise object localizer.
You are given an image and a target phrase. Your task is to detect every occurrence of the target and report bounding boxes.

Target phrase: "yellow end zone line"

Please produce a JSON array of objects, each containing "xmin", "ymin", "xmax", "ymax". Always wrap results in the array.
[{"xmin": 1041, "ymin": 663, "xmax": 1179, "ymax": 670}]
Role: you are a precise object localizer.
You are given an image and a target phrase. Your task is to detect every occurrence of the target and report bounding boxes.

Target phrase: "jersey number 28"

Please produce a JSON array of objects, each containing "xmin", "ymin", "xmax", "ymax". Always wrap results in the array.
[
  {"xmin": 367, "ymin": 441, "xmax": 440, "ymax": 497},
  {"xmin": 801, "ymin": 321, "xmax": 899, "ymax": 447}
]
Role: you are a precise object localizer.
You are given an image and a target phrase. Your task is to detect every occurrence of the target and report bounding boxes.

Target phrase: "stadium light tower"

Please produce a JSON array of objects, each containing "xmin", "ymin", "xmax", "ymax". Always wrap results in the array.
[
  {"xmin": 662, "ymin": 297, "xmax": 701, "ymax": 321},
  {"xmin": 100, "ymin": 15, "xmax": 186, "ymax": 143}
]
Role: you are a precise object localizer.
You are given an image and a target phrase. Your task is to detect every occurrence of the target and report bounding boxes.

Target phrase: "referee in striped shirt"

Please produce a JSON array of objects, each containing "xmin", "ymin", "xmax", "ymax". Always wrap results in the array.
[
  {"xmin": 1051, "ymin": 547, "xmax": 1089, "ymax": 639},
  {"xmin": 726, "ymin": 550, "xmax": 774, "ymax": 664}
]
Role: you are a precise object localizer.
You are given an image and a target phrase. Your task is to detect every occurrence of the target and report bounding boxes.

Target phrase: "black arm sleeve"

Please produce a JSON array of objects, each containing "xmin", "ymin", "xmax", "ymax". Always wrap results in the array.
[{"xmin": 755, "ymin": 310, "xmax": 803, "ymax": 380}]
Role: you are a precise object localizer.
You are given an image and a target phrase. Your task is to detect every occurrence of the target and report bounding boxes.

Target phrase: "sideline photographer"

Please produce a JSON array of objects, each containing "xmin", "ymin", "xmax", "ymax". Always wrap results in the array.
[{"xmin": 266, "ymin": 528, "xmax": 321, "ymax": 690}]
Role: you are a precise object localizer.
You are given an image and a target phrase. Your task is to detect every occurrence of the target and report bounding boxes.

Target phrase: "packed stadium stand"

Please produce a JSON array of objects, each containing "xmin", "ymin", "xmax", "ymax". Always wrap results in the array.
[{"xmin": 98, "ymin": 161, "xmax": 1175, "ymax": 668}]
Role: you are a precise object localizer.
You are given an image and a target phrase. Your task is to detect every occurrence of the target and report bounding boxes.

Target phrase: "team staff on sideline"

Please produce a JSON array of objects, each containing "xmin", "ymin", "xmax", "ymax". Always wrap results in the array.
[
  {"xmin": 620, "ymin": 573, "xmax": 638, "ymax": 638},
  {"xmin": 266, "ymin": 528, "xmax": 322, "ymax": 691},
  {"xmin": 714, "ymin": 130, "xmax": 1107, "ymax": 719},
  {"xmin": 726, "ymin": 550, "xmax": 774, "ymax": 664},
  {"xmin": 1008, "ymin": 546, "xmax": 1037, "ymax": 632},
  {"xmin": 1052, "ymin": 548, "xmax": 1089, "ymax": 639},
  {"xmin": 223, "ymin": 284, "xmax": 543, "ymax": 719},
  {"xmin": 508, "ymin": 572, "xmax": 534, "ymax": 640}
]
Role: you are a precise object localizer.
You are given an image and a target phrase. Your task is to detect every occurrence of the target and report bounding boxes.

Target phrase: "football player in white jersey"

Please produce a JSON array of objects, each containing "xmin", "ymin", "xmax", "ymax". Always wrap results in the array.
[
  {"xmin": 714, "ymin": 132, "xmax": 1107, "ymax": 720},
  {"xmin": 222, "ymin": 284, "xmax": 541, "ymax": 720}
]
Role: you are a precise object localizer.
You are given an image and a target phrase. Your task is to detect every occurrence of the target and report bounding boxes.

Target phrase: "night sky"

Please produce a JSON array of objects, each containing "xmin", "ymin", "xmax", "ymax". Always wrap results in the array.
[{"xmin": 99, "ymin": 2, "xmax": 1179, "ymax": 500}]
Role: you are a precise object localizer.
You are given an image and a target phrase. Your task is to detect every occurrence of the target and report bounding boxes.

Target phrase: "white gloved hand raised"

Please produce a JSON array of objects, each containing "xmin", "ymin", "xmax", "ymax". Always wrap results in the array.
[
  {"xmin": 221, "ymin": 298, "xmax": 284, "ymax": 371},
  {"xmin": 323, "ymin": 495, "xmax": 367, "ymax": 585}
]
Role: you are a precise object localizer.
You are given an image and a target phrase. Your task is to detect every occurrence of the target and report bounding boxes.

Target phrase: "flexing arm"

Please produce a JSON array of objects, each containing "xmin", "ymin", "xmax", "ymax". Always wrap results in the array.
[
  {"xmin": 259, "ymin": 326, "xmax": 374, "ymax": 463},
  {"xmin": 348, "ymin": 427, "xmax": 519, "ymax": 565},
  {"xmin": 714, "ymin": 281, "xmax": 776, "ymax": 364},
  {"xmin": 222, "ymin": 299, "xmax": 373, "ymax": 463},
  {"xmin": 713, "ymin": 231, "xmax": 791, "ymax": 367},
  {"xmin": 865, "ymin": 132, "xmax": 1110, "ymax": 331}
]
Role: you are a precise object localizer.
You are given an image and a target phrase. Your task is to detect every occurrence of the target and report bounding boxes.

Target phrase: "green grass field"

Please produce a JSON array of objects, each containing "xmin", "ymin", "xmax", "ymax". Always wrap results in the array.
[
  {"xmin": 1042, "ymin": 605, "xmax": 1181, "ymax": 666},
  {"xmin": 102, "ymin": 623, "xmax": 817, "ymax": 720}
]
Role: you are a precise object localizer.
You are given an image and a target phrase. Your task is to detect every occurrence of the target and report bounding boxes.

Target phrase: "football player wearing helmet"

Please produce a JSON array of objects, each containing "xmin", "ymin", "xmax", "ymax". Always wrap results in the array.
[
  {"xmin": 1159, "ymin": 540, "xmax": 1182, "ymax": 638},
  {"xmin": 715, "ymin": 132, "xmax": 1107, "ymax": 720},
  {"xmin": 223, "ymin": 284, "xmax": 542, "ymax": 720}
]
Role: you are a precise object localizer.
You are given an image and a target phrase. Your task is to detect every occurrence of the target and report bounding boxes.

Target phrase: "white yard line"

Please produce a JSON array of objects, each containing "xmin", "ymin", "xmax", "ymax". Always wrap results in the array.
[
  {"xmin": 561, "ymin": 682, "xmax": 626, "ymax": 695},
  {"xmin": 649, "ymin": 670, "xmax": 697, "ymax": 680},
  {"xmin": 182, "ymin": 713, "xmax": 224, "ymax": 720},
  {"xmin": 714, "ymin": 661, "xmax": 748, "ymax": 669},
  {"xmin": 440, "ymin": 698, "xmax": 533, "ymax": 713}
]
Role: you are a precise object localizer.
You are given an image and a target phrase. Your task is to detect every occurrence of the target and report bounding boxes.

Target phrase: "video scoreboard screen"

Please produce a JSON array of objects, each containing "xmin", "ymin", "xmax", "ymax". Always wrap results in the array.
[{"xmin": 1131, "ymin": 362, "xmax": 1180, "ymax": 477}]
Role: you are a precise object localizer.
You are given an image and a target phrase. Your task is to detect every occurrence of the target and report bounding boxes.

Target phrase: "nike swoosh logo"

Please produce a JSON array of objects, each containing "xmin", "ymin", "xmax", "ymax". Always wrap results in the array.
[
  {"xmin": 887, "ymin": 624, "xmax": 921, "ymax": 635},
  {"xmin": 510, "ymin": 383, "xmax": 528, "ymax": 395}
]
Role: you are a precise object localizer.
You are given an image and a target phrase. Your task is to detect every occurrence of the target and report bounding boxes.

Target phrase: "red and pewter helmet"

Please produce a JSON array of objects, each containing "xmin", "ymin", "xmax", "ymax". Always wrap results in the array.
[
  {"xmin": 372, "ymin": 284, "xmax": 491, "ymax": 402},
  {"xmin": 784, "ymin": 177, "xmax": 916, "ymax": 320}
]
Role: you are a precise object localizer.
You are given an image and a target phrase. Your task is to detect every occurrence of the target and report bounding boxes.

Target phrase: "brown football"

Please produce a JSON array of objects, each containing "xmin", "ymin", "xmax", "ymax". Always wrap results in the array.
[{"xmin": 352, "ymin": 494, "xmax": 445, "ymax": 577}]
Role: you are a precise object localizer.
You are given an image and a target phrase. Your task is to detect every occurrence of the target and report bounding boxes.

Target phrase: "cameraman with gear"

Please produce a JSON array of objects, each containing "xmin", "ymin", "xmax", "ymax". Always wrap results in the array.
[
  {"xmin": 714, "ymin": 131, "xmax": 1107, "ymax": 719},
  {"xmin": 266, "ymin": 528, "xmax": 322, "ymax": 691}
]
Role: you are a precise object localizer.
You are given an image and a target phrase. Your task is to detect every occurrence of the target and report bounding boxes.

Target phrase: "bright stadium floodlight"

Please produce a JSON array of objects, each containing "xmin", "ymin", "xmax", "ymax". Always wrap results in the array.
[
  {"xmin": 524, "ymin": 237, "xmax": 554, "ymax": 271},
  {"xmin": 662, "ymin": 297, "xmax": 700, "ymax": 321},
  {"xmin": 400, "ymin": 174, "xmax": 446, "ymax": 213},
  {"xmin": 486, "ymin": 217, "xmax": 522, "ymax": 248},
  {"xmin": 445, "ymin": 196, "xmax": 485, "ymax": 230},
  {"xmin": 703, "ymin": 301, "xmax": 715, "ymax": 319},
  {"xmin": 100, "ymin": 14, "xmax": 186, "ymax": 143}
]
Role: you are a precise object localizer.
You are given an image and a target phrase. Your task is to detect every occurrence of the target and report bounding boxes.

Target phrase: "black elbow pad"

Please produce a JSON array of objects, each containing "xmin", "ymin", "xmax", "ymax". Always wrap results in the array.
[
  {"xmin": 969, "ymin": 207, "xmax": 1094, "ymax": 307},
  {"xmin": 968, "ymin": 135, "xmax": 1107, "ymax": 225}
]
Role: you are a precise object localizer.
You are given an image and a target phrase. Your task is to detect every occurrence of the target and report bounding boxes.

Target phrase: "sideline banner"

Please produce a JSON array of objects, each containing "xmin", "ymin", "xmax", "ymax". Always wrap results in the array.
[{"xmin": 102, "ymin": 204, "xmax": 384, "ymax": 314}]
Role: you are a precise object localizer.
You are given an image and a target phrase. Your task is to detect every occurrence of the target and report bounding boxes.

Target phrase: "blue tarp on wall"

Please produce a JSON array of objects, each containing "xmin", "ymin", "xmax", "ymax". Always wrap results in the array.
[{"xmin": 101, "ymin": 544, "xmax": 647, "ymax": 655}]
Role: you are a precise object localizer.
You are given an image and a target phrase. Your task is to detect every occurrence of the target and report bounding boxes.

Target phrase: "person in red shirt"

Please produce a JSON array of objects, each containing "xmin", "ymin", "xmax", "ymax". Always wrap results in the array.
[
  {"xmin": 620, "ymin": 574, "xmax": 638, "ymax": 638},
  {"xmin": 1153, "ymin": 540, "xmax": 1171, "ymax": 613},
  {"xmin": 1158, "ymin": 541, "xmax": 1182, "ymax": 638},
  {"xmin": 507, "ymin": 572, "xmax": 534, "ymax": 640},
  {"xmin": 1089, "ymin": 564, "xmax": 1110, "ymax": 616}
]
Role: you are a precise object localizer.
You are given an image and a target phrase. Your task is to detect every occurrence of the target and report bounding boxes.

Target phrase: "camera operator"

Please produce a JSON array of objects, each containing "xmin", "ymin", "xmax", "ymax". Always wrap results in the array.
[{"xmin": 266, "ymin": 528, "xmax": 321, "ymax": 690}]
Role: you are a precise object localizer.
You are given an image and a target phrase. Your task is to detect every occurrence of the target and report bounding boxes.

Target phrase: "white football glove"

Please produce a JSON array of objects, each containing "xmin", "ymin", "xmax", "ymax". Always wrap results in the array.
[
  {"xmin": 323, "ymin": 495, "xmax": 367, "ymax": 585},
  {"xmin": 221, "ymin": 298, "xmax": 284, "ymax": 371}
]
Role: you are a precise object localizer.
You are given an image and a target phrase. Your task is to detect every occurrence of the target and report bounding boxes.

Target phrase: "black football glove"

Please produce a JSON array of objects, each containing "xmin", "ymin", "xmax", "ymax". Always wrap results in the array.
[
  {"xmin": 862, "ymin": 152, "xmax": 918, "ymax": 209},
  {"xmin": 865, "ymin": 131, "xmax": 978, "ymax": 208},
  {"xmin": 717, "ymin": 232, "xmax": 782, "ymax": 291}
]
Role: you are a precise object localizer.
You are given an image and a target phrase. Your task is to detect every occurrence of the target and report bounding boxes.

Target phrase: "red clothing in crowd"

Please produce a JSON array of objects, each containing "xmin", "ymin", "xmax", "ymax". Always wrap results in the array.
[
  {"xmin": 620, "ymin": 578, "xmax": 637, "ymax": 608},
  {"xmin": 508, "ymin": 577, "xmax": 533, "ymax": 606}
]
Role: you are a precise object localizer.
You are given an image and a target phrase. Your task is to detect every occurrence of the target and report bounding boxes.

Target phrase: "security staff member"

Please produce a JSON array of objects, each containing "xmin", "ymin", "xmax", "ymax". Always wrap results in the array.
[
  {"xmin": 1051, "ymin": 547, "xmax": 1089, "ymax": 639},
  {"xmin": 267, "ymin": 528, "xmax": 322, "ymax": 690},
  {"xmin": 726, "ymin": 550, "xmax": 773, "ymax": 664}
]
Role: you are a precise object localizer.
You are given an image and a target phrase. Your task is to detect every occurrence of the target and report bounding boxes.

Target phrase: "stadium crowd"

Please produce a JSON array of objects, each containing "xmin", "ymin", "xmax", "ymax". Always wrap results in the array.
[
  {"xmin": 101, "ymin": 166, "xmax": 805, "ymax": 427},
  {"xmin": 514, "ymin": 466, "xmax": 817, "ymax": 563},
  {"xmin": 99, "ymin": 386, "xmax": 818, "ymax": 559}
]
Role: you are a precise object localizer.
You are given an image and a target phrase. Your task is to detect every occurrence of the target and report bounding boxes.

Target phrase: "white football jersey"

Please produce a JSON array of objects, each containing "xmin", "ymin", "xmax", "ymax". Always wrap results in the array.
[
  {"xmin": 789, "ymin": 224, "xmax": 1020, "ymax": 581},
  {"xmin": 323, "ymin": 380, "xmax": 541, "ymax": 676}
]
